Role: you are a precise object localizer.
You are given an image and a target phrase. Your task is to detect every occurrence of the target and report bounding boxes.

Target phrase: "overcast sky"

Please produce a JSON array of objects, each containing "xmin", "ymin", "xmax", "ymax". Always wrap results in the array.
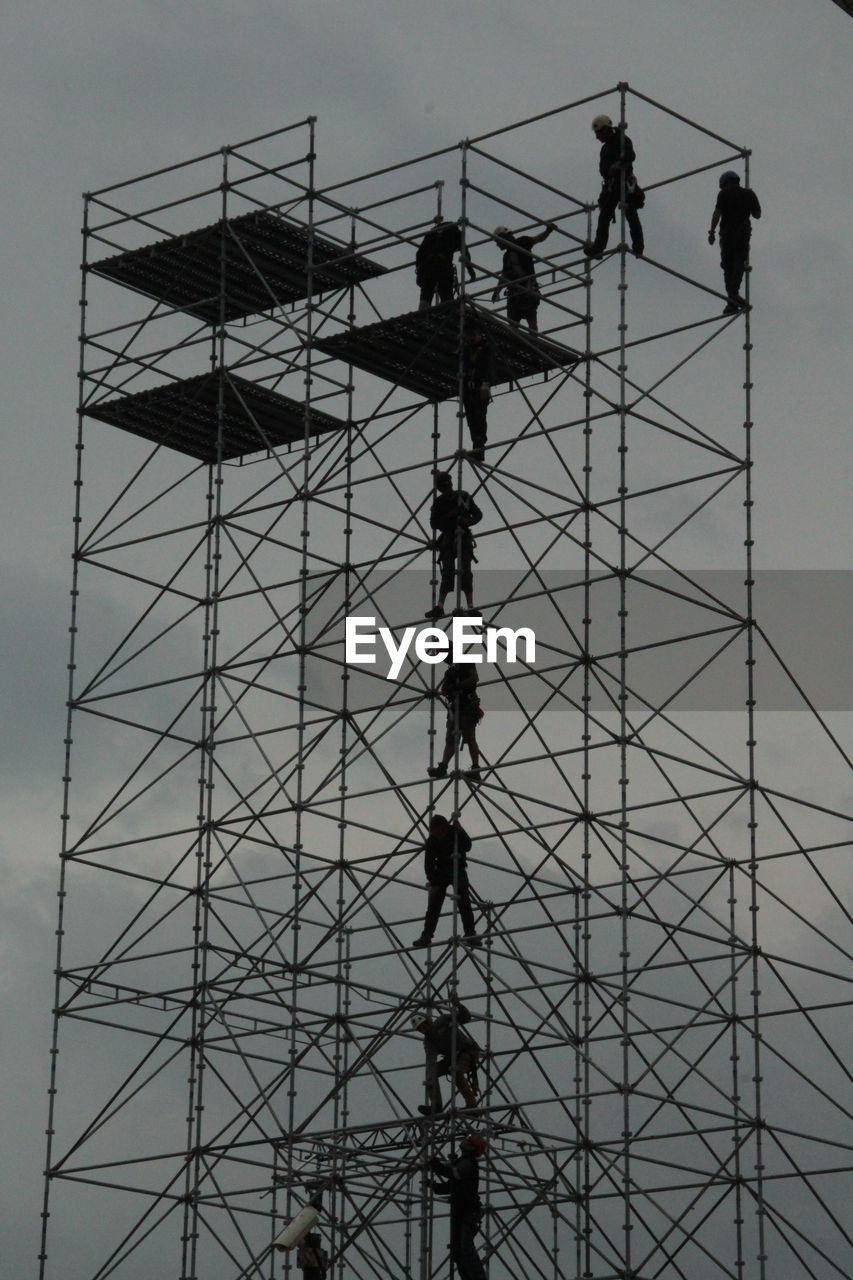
[{"xmin": 1, "ymin": 1, "xmax": 850, "ymax": 1275}]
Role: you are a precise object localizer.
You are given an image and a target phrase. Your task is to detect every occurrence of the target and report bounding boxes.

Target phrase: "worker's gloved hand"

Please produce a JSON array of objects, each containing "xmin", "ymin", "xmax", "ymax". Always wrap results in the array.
[
  {"xmin": 491, "ymin": 288, "xmax": 503, "ymax": 302},
  {"xmin": 479, "ymin": 383, "xmax": 490, "ymax": 401},
  {"xmin": 467, "ymin": 267, "xmax": 476, "ymax": 281},
  {"xmin": 707, "ymin": 231, "xmax": 715, "ymax": 245}
]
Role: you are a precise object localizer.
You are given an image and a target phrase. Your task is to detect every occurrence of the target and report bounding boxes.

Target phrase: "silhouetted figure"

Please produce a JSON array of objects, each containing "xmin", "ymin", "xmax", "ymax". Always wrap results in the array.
[
  {"xmin": 416, "ymin": 216, "xmax": 475, "ymax": 309},
  {"xmin": 414, "ymin": 996, "xmax": 482, "ymax": 1110},
  {"xmin": 708, "ymin": 171, "xmax": 761, "ymax": 314},
  {"xmin": 425, "ymin": 471, "xmax": 482, "ymax": 619},
  {"xmin": 583, "ymin": 114, "xmax": 645, "ymax": 258},
  {"xmin": 459, "ymin": 319, "xmax": 496, "ymax": 462},
  {"xmin": 491, "ymin": 223, "xmax": 556, "ymax": 331},
  {"xmin": 428, "ymin": 662, "xmax": 483, "ymax": 781},
  {"xmin": 412, "ymin": 820, "xmax": 480, "ymax": 952},
  {"xmin": 296, "ymin": 1232, "xmax": 328, "ymax": 1279},
  {"xmin": 413, "ymin": 1010, "xmax": 444, "ymax": 1112},
  {"xmin": 431, "ymin": 1134, "xmax": 488, "ymax": 1280}
]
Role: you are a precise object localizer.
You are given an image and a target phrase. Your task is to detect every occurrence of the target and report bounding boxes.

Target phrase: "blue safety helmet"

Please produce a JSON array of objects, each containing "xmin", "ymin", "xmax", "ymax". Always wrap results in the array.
[{"xmin": 719, "ymin": 171, "xmax": 741, "ymax": 188}]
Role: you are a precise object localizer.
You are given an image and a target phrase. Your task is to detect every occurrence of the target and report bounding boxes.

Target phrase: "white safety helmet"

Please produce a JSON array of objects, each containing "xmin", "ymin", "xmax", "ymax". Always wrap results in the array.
[
  {"xmin": 493, "ymin": 225, "xmax": 511, "ymax": 239},
  {"xmin": 591, "ymin": 114, "xmax": 613, "ymax": 132}
]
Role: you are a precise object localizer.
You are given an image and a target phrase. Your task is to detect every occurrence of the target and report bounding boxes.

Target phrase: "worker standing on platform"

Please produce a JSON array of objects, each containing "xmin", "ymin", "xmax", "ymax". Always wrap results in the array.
[
  {"xmin": 296, "ymin": 1231, "xmax": 328, "ymax": 1279},
  {"xmin": 583, "ymin": 114, "xmax": 645, "ymax": 259},
  {"xmin": 491, "ymin": 222, "xmax": 556, "ymax": 332},
  {"xmin": 416, "ymin": 215, "xmax": 476, "ymax": 309},
  {"xmin": 430, "ymin": 1134, "xmax": 488, "ymax": 1280},
  {"xmin": 425, "ymin": 470, "xmax": 482, "ymax": 620},
  {"xmin": 412, "ymin": 819, "xmax": 481, "ymax": 952},
  {"xmin": 708, "ymin": 171, "xmax": 761, "ymax": 314},
  {"xmin": 459, "ymin": 319, "xmax": 495, "ymax": 462},
  {"xmin": 428, "ymin": 660, "xmax": 483, "ymax": 782}
]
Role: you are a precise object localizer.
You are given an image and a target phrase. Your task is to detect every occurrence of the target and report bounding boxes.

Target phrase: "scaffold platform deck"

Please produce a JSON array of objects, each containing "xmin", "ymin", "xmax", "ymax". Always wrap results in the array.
[
  {"xmin": 91, "ymin": 209, "xmax": 387, "ymax": 323},
  {"xmin": 85, "ymin": 370, "xmax": 348, "ymax": 461},
  {"xmin": 313, "ymin": 300, "xmax": 582, "ymax": 400}
]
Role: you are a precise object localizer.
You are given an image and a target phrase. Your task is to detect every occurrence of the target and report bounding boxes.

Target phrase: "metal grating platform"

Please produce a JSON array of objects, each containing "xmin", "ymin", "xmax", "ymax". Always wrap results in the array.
[
  {"xmin": 85, "ymin": 370, "xmax": 348, "ymax": 462},
  {"xmin": 312, "ymin": 300, "xmax": 582, "ymax": 401},
  {"xmin": 90, "ymin": 210, "xmax": 387, "ymax": 324}
]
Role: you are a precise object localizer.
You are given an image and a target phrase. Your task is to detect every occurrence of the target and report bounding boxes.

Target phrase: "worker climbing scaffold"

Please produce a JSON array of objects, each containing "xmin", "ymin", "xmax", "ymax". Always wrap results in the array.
[
  {"xmin": 430, "ymin": 1134, "xmax": 489, "ymax": 1280},
  {"xmin": 412, "ymin": 819, "xmax": 481, "ymax": 951},
  {"xmin": 427, "ymin": 658, "xmax": 484, "ymax": 782},
  {"xmin": 425, "ymin": 469, "xmax": 482, "ymax": 619}
]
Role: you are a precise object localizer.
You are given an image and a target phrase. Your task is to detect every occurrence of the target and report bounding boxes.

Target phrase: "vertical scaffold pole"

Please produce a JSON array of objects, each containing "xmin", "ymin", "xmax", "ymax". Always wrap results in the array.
[
  {"xmin": 616, "ymin": 78, "xmax": 634, "ymax": 1280},
  {"xmin": 282, "ymin": 113, "xmax": 319, "ymax": 1278},
  {"xmin": 180, "ymin": 144, "xmax": 232, "ymax": 1280},
  {"xmin": 741, "ymin": 148, "xmax": 767, "ymax": 1280},
  {"xmin": 579, "ymin": 199, "xmax": 594, "ymax": 1280},
  {"xmin": 37, "ymin": 186, "xmax": 94, "ymax": 1280},
  {"xmin": 328, "ymin": 206, "xmax": 360, "ymax": 1280}
]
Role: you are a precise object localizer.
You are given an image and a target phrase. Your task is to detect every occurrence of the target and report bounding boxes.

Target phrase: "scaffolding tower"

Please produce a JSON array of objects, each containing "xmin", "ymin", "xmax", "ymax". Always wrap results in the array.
[{"xmin": 40, "ymin": 88, "xmax": 851, "ymax": 1280}]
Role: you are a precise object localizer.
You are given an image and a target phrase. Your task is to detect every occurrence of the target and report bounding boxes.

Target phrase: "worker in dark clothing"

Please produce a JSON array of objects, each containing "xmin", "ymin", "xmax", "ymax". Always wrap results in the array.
[
  {"xmin": 413, "ymin": 1009, "xmax": 444, "ymax": 1112},
  {"xmin": 583, "ymin": 114, "xmax": 645, "ymax": 259},
  {"xmin": 416, "ymin": 215, "xmax": 476, "ymax": 310},
  {"xmin": 413, "ymin": 996, "xmax": 482, "ymax": 1110},
  {"xmin": 491, "ymin": 223, "xmax": 556, "ymax": 331},
  {"xmin": 425, "ymin": 470, "xmax": 482, "ymax": 619},
  {"xmin": 459, "ymin": 319, "xmax": 496, "ymax": 462},
  {"xmin": 708, "ymin": 171, "xmax": 761, "ymax": 314},
  {"xmin": 430, "ymin": 1134, "xmax": 488, "ymax": 1280},
  {"xmin": 412, "ymin": 819, "xmax": 480, "ymax": 953},
  {"xmin": 428, "ymin": 661, "xmax": 483, "ymax": 781},
  {"xmin": 296, "ymin": 1232, "xmax": 328, "ymax": 1279}
]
